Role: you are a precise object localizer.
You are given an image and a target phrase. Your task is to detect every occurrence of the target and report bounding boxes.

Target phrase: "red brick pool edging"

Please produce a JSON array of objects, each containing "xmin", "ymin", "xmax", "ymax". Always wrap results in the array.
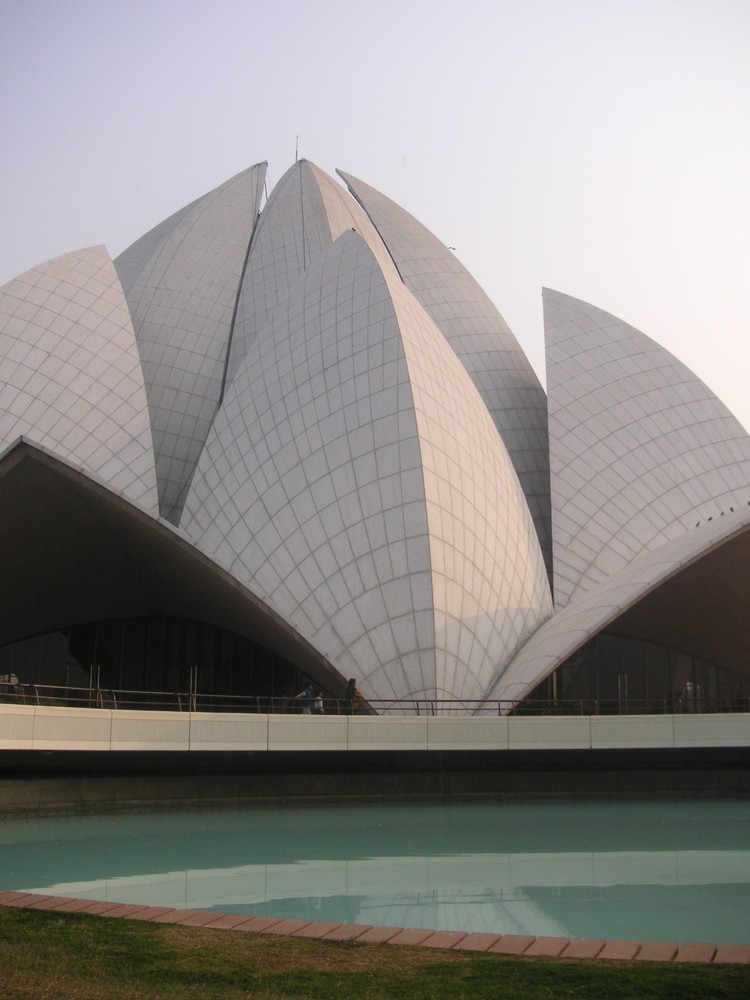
[{"xmin": 2, "ymin": 891, "xmax": 749, "ymax": 965}]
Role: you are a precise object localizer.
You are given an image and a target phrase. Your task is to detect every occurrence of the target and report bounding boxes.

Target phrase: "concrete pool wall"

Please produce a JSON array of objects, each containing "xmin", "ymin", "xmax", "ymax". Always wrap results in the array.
[
  {"xmin": 3, "ymin": 710, "xmax": 750, "ymax": 962},
  {"xmin": 0, "ymin": 707, "xmax": 748, "ymax": 815}
]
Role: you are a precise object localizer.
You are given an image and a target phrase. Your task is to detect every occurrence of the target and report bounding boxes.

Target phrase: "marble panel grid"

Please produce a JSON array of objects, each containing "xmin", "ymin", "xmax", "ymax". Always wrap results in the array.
[
  {"xmin": 183, "ymin": 231, "xmax": 436, "ymax": 700},
  {"xmin": 184, "ymin": 226, "xmax": 551, "ymax": 703},
  {"xmin": 386, "ymin": 256, "xmax": 552, "ymax": 700},
  {"xmin": 115, "ymin": 163, "xmax": 266, "ymax": 523},
  {"xmin": 339, "ymin": 168, "xmax": 552, "ymax": 578},
  {"xmin": 0, "ymin": 247, "xmax": 158, "ymax": 512},
  {"xmin": 544, "ymin": 288, "xmax": 750, "ymax": 607}
]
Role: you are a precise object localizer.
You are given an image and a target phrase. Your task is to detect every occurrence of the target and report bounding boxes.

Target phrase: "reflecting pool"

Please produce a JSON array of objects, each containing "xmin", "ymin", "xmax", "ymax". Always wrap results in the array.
[{"xmin": 2, "ymin": 798, "xmax": 750, "ymax": 944}]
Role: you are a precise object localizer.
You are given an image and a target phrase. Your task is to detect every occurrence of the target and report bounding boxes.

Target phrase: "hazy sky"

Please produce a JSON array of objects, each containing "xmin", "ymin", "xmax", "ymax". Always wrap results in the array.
[{"xmin": 2, "ymin": 0, "xmax": 748, "ymax": 426}]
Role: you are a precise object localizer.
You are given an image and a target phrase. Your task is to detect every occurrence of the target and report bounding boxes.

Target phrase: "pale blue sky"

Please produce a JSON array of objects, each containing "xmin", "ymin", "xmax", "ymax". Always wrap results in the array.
[{"xmin": 2, "ymin": 0, "xmax": 748, "ymax": 427}]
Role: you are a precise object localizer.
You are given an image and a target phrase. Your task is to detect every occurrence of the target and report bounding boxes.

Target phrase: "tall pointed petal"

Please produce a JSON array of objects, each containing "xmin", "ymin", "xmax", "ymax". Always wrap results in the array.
[
  {"xmin": 184, "ymin": 231, "xmax": 551, "ymax": 701},
  {"xmin": 0, "ymin": 246, "xmax": 158, "ymax": 512},
  {"xmin": 226, "ymin": 160, "xmax": 383, "ymax": 381},
  {"xmin": 115, "ymin": 163, "xmax": 267, "ymax": 523},
  {"xmin": 338, "ymin": 169, "xmax": 552, "ymax": 575}
]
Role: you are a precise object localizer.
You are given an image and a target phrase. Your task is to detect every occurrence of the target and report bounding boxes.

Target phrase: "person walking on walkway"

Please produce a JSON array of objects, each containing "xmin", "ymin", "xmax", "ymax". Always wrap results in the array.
[
  {"xmin": 296, "ymin": 682, "xmax": 314, "ymax": 714},
  {"xmin": 344, "ymin": 678, "xmax": 357, "ymax": 715}
]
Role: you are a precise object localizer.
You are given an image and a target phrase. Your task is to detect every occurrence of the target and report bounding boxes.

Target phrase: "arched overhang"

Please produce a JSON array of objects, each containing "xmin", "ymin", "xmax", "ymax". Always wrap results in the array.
[
  {"xmin": 486, "ymin": 509, "xmax": 750, "ymax": 705},
  {"xmin": 0, "ymin": 439, "xmax": 346, "ymax": 695},
  {"xmin": 610, "ymin": 526, "xmax": 750, "ymax": 671}
]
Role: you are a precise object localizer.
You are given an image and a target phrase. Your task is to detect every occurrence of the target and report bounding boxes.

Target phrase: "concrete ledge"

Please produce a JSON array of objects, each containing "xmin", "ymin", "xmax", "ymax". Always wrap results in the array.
[
  {"xmin": 268, "ymin": 715, "xmax": 347, "ymax": 750},
  {"xmin": 714, "ymin": 944, "xmax": 750, "ymax": 964},
  {"xmin": 1, "ymin": 892, "xmax": 747, "ymax": 964},
  {"xmin": 322, "ymin": 923, "xmax": 373, "ymax": 941},
  {"xmin": 1, "ymin": 704, "xmax": 748, "ymax": 753},
  {"xmin": 598, "ymin": 940, "xmax": 641, "ymax": 961},
  {"xmin": 674, "ymin": 714, "xmax": 750, "ymax": 748},
  {"xmin": 0, "ymin": 705, "xmax": 34, "ymax": 747},
  {"xmin": 674, "ymin": 942, "xmax": 717, "ymax": 963},
  {"xmin": 560, "ymin": 939, "xmax": 605, "ymax": 959},
  {"xmin": 634, "ymin": 941, "xmax": 679, "ymax": 962},
  {"xmin": 427, "ymin": 717, "xmax": 509, "ymax": 750},
  {"xmin": 508, "ymin": 716, "xmax": 591, "ymax": 750},
  {"xmin": 347, "ymin": 717, "xmax": 428, "ymax": 750},
  {"xmin": 110, "ymin": 711, "xmax": 189, "ymax": 751},
  {"xmin": 420, "ymin": 930, "xmax": 468, "ymax": 949},
  {"xmin": 590, "ymin": 715, "xmax": 674, "ymax": 749},
  {"xmin": 190, "ymin": 714, "xmax": 267, "ymax": 751},
  {"xmin": 489, "ymin": 933, "xmax": 534, "ymax": 954},
  {"xmin": 32, "ymin": 706, "xmax": 111, "ymax": 750},
  {"xmin": 453, "ymin": 932, "xmax": 501, "ymax": 951}
]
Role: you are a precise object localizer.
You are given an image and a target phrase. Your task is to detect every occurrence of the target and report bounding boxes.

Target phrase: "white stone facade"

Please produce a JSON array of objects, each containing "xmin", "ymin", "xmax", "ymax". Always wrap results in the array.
[
  {"xmin": 0, "ymin": 246, "xmax": 158, "ymax": 513},
  {"xmin": 2, "ymin": 159, "xmax": 750, "ymax": 709},
  {"xmin": 545, "ymin": 288, "xmax": 750, "ymax": 607}
]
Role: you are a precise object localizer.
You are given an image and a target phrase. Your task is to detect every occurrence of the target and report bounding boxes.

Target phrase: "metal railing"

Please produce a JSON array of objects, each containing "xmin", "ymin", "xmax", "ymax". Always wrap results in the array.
[{"xmin": 0, "ymin": 682, "xmax": 748, "ymax": 716}]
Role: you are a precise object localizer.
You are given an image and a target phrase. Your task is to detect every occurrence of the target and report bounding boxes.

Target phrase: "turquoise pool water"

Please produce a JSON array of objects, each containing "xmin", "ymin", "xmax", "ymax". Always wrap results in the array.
[{"xmin": 2, "ymin": 798, "xmax": 749, "ymax": 945}]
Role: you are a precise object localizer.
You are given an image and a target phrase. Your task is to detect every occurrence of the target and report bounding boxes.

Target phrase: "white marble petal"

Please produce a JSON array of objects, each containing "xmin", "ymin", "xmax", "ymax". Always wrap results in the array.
[
  {"xmin": 545, "ymin": 288, "xmax": 750, "ymax": 607},
  {"xmin": 115, "ymin": 163, "xmax": 267, "ymax": 523},
  {"xmin": 0, "ymin": 246, "xmax": 158, "ymax": 511},
  {"xmin": 338, "ymin": 169, "xmax": 552, "ymax": 577},
  {"xmin": 184, "ymin": 230, "xmax": 551, "ymax": 701}
]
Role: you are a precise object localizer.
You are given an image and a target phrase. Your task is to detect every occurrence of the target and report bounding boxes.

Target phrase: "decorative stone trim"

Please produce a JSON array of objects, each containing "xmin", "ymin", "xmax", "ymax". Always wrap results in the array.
[{"xmin": 2, "ymin": 892, "xmax": 748, "ymax": 964}]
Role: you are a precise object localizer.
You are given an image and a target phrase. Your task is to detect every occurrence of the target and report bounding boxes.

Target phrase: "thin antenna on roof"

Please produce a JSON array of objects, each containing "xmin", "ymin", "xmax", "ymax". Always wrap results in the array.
[{"xmin": 295, "ymin": 136, "xmax": 299, "ymax": 162}]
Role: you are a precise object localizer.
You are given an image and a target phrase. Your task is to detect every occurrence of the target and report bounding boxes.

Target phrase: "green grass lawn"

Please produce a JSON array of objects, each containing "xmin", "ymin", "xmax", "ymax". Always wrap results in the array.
[{"xmin": 1, "ymin": 908, "xmax": 748, "ymax": 999}]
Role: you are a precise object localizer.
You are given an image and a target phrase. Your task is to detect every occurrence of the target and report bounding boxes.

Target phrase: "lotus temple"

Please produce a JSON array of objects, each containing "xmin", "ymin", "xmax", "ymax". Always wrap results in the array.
[{"xmin": 2, "ymin": 158, "xmax": 750, "ymax": 729}]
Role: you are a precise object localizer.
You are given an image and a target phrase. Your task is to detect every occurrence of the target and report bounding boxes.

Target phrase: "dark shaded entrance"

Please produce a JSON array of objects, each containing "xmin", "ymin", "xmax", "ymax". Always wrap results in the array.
[
  {"xmin": 0, "ymin": 441, "xmax": 347, "ymax": 702},
  {"xmin": 0, "ymin": 617, "xmax": 307, "ymax": 706}
]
